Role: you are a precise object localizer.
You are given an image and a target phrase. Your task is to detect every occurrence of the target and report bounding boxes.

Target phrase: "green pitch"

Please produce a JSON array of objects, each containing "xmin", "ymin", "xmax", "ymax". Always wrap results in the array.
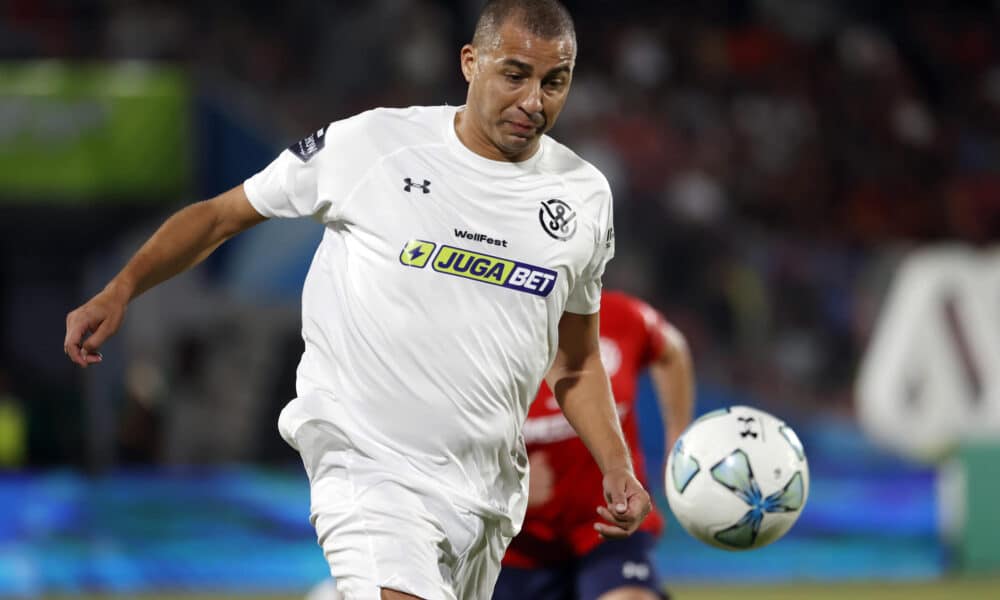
[
  {"xmin": 673, "ymin": 579, "xmax": 999, "ymax": 599},
  {"xmin": 64, "ymin": 578, "xmax": 1000, "ymax": 600}
]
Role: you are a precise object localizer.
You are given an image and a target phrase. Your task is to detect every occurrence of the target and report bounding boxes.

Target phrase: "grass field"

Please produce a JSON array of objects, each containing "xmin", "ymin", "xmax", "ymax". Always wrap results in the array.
[{"xmin": 60, "ymin": 579, "xmax": 1000, "ymax": 600}]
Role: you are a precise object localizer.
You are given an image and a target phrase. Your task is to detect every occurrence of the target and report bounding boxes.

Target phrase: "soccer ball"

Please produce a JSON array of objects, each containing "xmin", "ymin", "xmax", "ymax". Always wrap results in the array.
[{"xmin": 665, "ymin": 405, "xmax": 809, "ymax": 550}]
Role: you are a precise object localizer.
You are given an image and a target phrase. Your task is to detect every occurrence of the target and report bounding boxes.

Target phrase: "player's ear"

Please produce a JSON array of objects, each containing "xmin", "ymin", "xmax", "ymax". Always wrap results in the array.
[{"xmin": 460, "ymin": 44, "xmax": 476, "ymax": 82}]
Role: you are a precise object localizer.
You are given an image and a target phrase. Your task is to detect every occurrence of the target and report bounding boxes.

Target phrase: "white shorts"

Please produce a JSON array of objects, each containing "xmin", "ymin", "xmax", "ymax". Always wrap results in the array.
[{"xmin": 293, "ymin": 420, "xmax": 508, "ymax": 600}]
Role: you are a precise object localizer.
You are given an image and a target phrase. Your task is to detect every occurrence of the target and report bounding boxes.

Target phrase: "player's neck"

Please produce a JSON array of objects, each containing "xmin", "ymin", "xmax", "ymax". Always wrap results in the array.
[{"xmin": 453, "ymin": 110, "xmax": 539, "ymax": 163}]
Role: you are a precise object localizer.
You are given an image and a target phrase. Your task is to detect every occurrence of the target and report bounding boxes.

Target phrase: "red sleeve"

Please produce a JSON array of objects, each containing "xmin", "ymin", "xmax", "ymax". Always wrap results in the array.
[{"xmin": 631, "ymin": 296, "xmax": 668, "ymax": 367}]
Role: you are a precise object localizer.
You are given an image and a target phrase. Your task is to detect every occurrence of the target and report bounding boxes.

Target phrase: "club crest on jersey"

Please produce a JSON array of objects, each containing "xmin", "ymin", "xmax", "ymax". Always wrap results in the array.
[
  {"xmin": 539, "ymin": 199, "xmax": 577, "ymax": 241},
  {"xmin": 398, "ymin": 240, "xmax": 557, "ymax": 297},
  {"xmin": 289, "ymin": 125, "xmax": 328, "ymax": 162}
]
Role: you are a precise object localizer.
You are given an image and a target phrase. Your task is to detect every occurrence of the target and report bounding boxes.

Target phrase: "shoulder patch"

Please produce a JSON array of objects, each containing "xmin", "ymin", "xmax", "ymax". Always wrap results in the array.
[{"xmin": 288, "ymin": 125, "xmax": 329, "ymax": 162}]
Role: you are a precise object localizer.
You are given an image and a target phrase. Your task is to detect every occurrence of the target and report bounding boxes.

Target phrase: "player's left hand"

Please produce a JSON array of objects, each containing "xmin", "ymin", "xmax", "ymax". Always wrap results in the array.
[{"xmin": 595, "ymin": 467, "xmax": 651, "ymax": 539}]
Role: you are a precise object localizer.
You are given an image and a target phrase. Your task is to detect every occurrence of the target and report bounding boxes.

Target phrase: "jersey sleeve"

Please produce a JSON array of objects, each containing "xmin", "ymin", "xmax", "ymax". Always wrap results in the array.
[
  {"xmin": 564, "ymin": 186, "xmax": 615, "ymax": 315},
  {"xmin": 635, "ymin": 297, "xmax": 669, "ymax": 366},
  {"xmin": 242, "ymin": 111, "xmax": 376, "ymax": 222}
]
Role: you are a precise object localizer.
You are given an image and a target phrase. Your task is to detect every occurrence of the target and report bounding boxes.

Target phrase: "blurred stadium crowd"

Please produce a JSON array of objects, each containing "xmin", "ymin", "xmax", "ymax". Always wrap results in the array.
[{"xmin": 2, "ymin": 0, "xmax": 999, "ymax": 468}]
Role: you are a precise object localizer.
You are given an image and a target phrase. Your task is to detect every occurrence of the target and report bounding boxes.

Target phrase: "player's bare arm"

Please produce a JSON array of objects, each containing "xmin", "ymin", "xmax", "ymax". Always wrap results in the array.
[
  {"xmin": 64, "ymin": 185, "xmax": 266, "ymax": 367},
  {"xmin": 650, "ymin": 321, "xmax": 695, "ymax": 453},
  {"xmin": 546, "ymin": 311, "xmax": 651, "ymax": 539}
]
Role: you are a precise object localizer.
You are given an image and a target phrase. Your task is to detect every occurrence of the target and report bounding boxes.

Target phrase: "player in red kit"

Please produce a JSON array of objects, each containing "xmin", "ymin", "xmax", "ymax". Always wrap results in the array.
[{"xmin": 494, "ymin": 290, "xmax": 694, "ymax": 600}]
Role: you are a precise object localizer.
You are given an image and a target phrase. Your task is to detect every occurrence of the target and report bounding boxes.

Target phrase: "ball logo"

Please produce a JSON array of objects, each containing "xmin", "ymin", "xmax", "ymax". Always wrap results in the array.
[
  {"xmin": 738, "ymin": 416, "xmax": 759, "ymax": 439},
  {"xmin": 539, "ymin": 199, "xmax": 577, "ymax": 241}
]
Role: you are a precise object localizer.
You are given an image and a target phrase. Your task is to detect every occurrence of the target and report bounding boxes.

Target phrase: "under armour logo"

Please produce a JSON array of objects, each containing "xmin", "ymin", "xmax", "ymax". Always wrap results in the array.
[
  {"xmin": 739, "ymin": 416, "xmax": 758, "ymax": 438},
  {"xmin": 404, "ymin": 178, "xmax": 431, "ymax": 193},
  {"xmin": 622, "ymin": 561, "xmax": 650, "ymax": 580}
]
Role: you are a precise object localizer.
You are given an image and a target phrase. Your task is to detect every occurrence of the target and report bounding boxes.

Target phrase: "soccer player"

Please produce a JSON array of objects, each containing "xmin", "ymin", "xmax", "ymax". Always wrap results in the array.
[
  {"xmin": 494, "ymin": 290, "xmax": 694, "ymax": 600},
  {"xmin": 63, "ymin": 1, "xmax": 652, "ymax": 599}
]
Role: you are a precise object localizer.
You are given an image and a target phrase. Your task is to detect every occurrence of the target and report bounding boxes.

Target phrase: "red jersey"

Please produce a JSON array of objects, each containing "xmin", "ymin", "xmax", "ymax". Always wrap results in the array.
[{"xmin": 503, "ymin": 290, "xmax": 666, "ymax": 568}]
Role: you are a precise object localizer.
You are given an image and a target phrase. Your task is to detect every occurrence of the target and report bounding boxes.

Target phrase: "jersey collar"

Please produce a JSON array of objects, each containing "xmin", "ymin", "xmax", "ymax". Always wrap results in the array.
[{"xmin": 445, "ymin": 105, "xmax": 545, "ymax": 176}]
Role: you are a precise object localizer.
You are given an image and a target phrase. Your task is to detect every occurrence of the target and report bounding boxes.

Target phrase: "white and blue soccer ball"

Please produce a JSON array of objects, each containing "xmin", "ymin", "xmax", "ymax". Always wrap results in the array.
[{"xmin": 665, "ymin": 405, "xmax": 809, "ymax": 550}]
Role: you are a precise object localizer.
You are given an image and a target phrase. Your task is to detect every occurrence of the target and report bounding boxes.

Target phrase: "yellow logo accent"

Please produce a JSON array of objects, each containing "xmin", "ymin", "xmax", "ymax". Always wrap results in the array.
[
  {"xmin": 399, "ymin": 240, "xmax": 436, "ymax": 268},
  {"xmin": 397, "ymin": 240, "xmax": 558, "ymax": 296},
  {"xmin": 432, "ymin": 245, "xmax": 516, "ymax": 285}
]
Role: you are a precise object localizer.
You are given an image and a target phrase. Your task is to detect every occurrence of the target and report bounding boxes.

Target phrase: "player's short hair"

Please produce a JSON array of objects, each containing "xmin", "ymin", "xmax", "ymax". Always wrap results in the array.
[{"xmin": 472, "ymin": 0, "xmax": 576, "ymax": 53}]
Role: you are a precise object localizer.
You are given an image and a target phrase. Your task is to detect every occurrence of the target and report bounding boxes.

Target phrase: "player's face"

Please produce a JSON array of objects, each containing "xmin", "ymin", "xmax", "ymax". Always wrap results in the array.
[{"xmin": 459, "ymin": 20, "xmax": 575, "ymax": 162}]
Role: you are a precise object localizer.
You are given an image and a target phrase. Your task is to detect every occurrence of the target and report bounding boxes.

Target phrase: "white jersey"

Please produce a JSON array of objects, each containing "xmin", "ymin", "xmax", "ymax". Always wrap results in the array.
[{"xmin": 243, "ymin": 105, "xmax": 614, "ymax": 535}]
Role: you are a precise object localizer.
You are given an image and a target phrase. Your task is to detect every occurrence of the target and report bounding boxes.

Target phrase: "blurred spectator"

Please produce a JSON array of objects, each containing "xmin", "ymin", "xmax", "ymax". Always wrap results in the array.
[{"xmin": 4, "ymin": 0, "xmax": 1000, "ymax": 466}]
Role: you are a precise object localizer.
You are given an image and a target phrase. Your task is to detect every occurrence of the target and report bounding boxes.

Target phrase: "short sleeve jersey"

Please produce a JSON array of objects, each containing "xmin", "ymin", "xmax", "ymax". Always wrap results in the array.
[
  {"xmin": 243, "ymin": 106, "xmax": 614, "ymax": 535},
  {"xmin": 504, "ymin": 291, "xmax": 667, "ymax": 566}
]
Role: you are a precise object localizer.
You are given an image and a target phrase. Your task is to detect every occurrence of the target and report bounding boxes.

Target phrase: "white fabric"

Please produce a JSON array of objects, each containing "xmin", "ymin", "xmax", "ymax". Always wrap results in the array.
[
  {"xmin": 305, "ymin": 578, "xmax": 343, "ymax": 600},
  {"xmin": 244, "ymin": 104, "xmax": 614, "ymax": 538},
  {"xmin": 297, "ymin": 421, "xmax": 508, "ymax": 600}
]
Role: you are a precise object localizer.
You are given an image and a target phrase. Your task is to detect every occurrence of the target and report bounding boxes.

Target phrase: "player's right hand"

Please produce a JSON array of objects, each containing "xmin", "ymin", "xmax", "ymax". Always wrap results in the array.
[
  {"xmin": 596, "ymin": 466, "xmax": 651, "ymax": 539},
  {"xmin": 64, "ymin": 287, "xmax": 128, "ymax": 368}
]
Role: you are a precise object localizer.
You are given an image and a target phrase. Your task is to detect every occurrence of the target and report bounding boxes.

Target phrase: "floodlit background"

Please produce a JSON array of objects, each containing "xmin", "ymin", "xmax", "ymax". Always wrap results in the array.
[{"xmin": 1, "ymin": 0, "xmax": 999, "ymax": 598}]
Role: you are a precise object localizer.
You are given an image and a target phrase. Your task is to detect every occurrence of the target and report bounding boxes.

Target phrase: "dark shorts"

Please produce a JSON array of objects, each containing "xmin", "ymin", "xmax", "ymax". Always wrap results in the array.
[{"xmin": 493, "ymin": 532, "xmax": 668, "ymax": 600}]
